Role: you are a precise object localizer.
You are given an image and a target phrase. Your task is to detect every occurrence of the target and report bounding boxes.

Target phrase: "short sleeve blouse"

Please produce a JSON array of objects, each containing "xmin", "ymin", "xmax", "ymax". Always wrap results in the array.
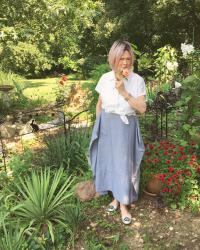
[{"xmin": 95, "ymin": 70, "xmax": 146, "ymax": 116}]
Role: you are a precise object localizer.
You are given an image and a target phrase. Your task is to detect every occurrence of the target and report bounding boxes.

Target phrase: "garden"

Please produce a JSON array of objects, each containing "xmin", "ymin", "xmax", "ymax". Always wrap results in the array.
[{"xmin": 0, "ymin": 0, "xmax": 200, "ymax": 249}]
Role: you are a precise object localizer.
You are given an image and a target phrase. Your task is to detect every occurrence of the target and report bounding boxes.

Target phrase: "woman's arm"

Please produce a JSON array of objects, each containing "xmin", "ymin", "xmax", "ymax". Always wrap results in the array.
[
  {"xmin": 96, "ymin": 95, "xmax": 102, "ymax": 117},
  {"xmin": 115, "ymin": 79, "xmax": 146, "ymax": 114},
  {"xmin": 123, "ymin": 92, "xmax": 146, "ymax": 114}
]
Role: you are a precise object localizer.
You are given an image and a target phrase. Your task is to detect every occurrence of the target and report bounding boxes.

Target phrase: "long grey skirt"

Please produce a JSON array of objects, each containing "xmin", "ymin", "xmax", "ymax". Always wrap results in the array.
[{"xmin": 89, "ymin": 110, "xmax": 145, "ymax": 204}]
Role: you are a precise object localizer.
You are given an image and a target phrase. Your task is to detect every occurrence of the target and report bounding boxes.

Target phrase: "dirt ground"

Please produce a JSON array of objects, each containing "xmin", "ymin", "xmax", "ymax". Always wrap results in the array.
[{"xmin": 78, "ymin": 193, "xmax": 200, "ymax": 250}]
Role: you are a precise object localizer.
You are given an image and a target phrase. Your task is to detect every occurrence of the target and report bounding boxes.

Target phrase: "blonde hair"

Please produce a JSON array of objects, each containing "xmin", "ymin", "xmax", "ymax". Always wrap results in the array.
[{"xmin": 108, "ymin": 41, "xmax": 135, "ymax": 71}]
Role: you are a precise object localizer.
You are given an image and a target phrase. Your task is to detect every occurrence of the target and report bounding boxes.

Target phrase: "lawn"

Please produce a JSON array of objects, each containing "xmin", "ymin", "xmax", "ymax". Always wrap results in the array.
[
  {"xmin": 22, "ymin": 77, "xmax": 58, "ymax": 102},
  {"xmin": 22, "ymin": 76, "xmax": 89, "ymax": 103}
]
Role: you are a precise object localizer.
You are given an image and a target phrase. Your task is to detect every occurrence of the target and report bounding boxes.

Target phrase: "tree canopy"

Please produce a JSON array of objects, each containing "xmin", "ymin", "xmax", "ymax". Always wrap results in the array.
[{"xmin": 0, "ymin": 0, "xmax": 199, "ymax": 77}]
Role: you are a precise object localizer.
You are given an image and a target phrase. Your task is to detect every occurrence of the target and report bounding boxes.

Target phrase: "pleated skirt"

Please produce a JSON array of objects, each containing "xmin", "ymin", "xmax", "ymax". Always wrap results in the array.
[{"xmin": 89, "ymin": 110, "xmax": 145, "ymax": 204}]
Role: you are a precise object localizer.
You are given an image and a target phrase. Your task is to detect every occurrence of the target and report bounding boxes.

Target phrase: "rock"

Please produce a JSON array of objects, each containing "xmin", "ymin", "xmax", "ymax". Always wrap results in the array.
[
  {"xmin": 75, "ymin": 180, "xmax": 99, "ymax": 201},
  {"xmin": 19, "ymin": 121, "xmax": 33, "ymax": 135},
  {"xmin": 6, "ymin": 142, "xmax": 16, "ymax": 149},
  {"xmin": 39, "ymin": 123, "xmax": 56, "ymax": 130},
  {"xmin": 47, "ymin": 118, "xmax": 63, "ymax": 126},
  {"xmin": 0, "ymin": 124, "xmax": 16, "ymax": 138},
  {"xmin": 15, "ymin": 123, "xmax": 24, "ymax": 134},
  {"xmin": 133, "ymin": 222, "xmax": 141, "ymax": 228},
  {"xmin": 90, "ymin": 222, "xmax": 97, "ymax": 227},
  {"xmin": 5, "ymin": 115, "xmax": 14, "ymax": 122}
]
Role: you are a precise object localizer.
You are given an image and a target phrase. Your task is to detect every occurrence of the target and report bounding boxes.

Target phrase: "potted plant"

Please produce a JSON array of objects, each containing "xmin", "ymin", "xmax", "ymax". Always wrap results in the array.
[{"xmin": 141, "ymin": 140, "xmax": 200, "ymax": 199}]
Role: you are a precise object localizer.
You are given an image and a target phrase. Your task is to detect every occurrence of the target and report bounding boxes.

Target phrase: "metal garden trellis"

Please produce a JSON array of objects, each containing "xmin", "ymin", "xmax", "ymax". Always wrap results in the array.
[{"xmin": 0, "ymin": 103, "xmax": 89, "ymax": 172}]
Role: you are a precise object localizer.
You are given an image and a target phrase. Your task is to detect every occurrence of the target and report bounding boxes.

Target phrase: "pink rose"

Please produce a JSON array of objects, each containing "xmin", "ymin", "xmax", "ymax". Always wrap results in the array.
[{"xmin": 122, "ymin": 68, "xmax": 129, "ymax": 78}]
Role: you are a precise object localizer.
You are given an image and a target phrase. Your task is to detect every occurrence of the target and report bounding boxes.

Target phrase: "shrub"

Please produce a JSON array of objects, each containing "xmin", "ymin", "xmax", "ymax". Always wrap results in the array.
[
  {"xmin": 42, "ymin": 129, "xmax": 91, "ymax": 175},
  {"xmin": 0, "ymin": 42, "xmax": 52, "ymax": 77}
]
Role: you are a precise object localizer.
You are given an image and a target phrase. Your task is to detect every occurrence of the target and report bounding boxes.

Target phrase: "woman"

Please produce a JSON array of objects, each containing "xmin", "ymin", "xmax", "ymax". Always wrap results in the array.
[{"xmin": 89, "ymin": 40, "xmax": 146, "ymax": 225}]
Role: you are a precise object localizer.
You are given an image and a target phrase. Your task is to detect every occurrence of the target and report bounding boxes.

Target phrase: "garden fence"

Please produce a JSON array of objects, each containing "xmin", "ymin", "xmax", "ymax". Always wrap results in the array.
[{"xmin": 0, "ymin": 100, "xmax": 179, "ymax": 172}]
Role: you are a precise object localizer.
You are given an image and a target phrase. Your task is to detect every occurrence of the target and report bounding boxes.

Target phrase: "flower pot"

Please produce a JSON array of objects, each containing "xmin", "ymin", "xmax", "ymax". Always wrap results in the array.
[{"xmin": 145, "ymin": 174, "xmax": 163, "ymax": 195}]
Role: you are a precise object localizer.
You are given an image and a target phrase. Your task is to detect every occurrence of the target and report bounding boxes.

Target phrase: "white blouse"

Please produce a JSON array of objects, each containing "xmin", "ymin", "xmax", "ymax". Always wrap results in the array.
[{"xmin": 95, "ymin": 70, "xmax": 146, "ymax": 124}]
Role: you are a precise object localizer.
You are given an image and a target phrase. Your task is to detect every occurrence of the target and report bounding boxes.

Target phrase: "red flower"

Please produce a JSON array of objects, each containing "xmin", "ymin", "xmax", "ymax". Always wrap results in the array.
[
  {"xmin": 149, "ymin": 144, "xmax": 154, "ymax": 150},
  {"xmin": 191, "ymin": 155, "xmax": 197, "ymax": 161},
  {"xmin": 61, "ymin": 75, "xmax": 68, "ymax": 81},
  {"xmin": 184, "ymin": 169, "xmax": 192, "ymax": 177},
  {"xmin": 153, "ymin": 158, "xmax": 159, "ymax": 163},
  {"xmin": 157, "ymin": 173, "xmax": 166, "ymax": 182},
  {"xmin": 189, "ymin": 161, "xmax": 195, "ymax": 166},
  {"xmin": 165, "ymin": 159, "xmax": 171, "ymax": 164},
  {"xmin": 178, "ymin": 156, "xmax": 185, "ymax": 161},
  {"xmin": 146, "ymin": 159, "xmax": 151, "ymax": 164},
  {"xmin": 179, "ymin": 146, "xmax": 184, "ymax": 151},
  {"xmin": 172, "ymin": 173, "xmax": 178, "ymax": 179},
  {"xmin": 164, "ymin": 151, "xmax": 168, "ymax": 156},
  {"xmin": 168, "ymin": 167, "xmax": 174, "ymax": 173},
  {"xmin": 172, "ymin": 151, "xmax": 178, "ymax": 155},
  {"xmin": 59, "ymin": 80, "xmax": 64, "ymax": 86},
  {"xmin": 176, "ymin": 170, "xmax": 183, "ymax": 175},
  {"xmin": 167, "ymin": 177, "xmax": 173, "ymax": 185},
  {"xmin": 195, "ymin": 166, "xmax": 200, "ymax": 173},
  {"xmin": 162, "ymin": 187, "xmax": 169, "ymax": 193}
]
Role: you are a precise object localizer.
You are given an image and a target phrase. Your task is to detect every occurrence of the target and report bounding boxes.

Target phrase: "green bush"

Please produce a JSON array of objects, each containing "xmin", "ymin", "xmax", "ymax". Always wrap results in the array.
[
  {"xmin": 42, "ymin": 129, "xmax": 91, "ymax": 175},
  {"xmin": 175, "ymin": 72, "xmax": 200, "ymax": 147},
  {"xmin": 0, "ymin": 42, "xmax": 52, "ymax": 77},
  {"xmin": 7, "ymin": 149, "xmax": 35, "ymax": 178}
]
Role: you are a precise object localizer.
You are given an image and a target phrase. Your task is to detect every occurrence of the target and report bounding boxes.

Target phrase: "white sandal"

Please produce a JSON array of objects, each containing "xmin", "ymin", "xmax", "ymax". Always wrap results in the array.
[
  {"xmin": 106, "ymin": 203, "xmax": 118, "ymax": 212},
  {"xmin": 122, "ymin": 215, "xmax": 132, "ymax": 225}
]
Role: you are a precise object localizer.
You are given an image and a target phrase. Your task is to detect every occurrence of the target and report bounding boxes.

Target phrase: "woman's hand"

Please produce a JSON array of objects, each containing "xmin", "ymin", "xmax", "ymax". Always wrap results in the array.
[
  {"xmin": 115, "ymin": 70, "xmax": 127, "ymax": 96},
  {"xmin": 115, "ymin": 79, "xmax": 126, "ymax": 96}
]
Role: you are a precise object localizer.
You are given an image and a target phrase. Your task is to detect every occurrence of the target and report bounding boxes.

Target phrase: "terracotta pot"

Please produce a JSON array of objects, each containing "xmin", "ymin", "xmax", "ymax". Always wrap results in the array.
[{"xmin": 145, "ymin": 174, "xmax": 162, "ymax": 195}]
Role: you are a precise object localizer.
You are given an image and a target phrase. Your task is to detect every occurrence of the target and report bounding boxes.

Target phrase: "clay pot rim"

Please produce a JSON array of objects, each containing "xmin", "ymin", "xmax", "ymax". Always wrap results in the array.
[
  {"xmin": 0, "ymin": 85, "xmax": 14, "ymax": 92},
  {"xmin": 143, "ymin": 189, "xmax": 158, "ymax": 197}
]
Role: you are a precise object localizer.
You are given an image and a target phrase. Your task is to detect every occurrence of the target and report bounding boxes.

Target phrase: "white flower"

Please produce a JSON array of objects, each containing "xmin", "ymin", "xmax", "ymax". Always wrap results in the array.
[
  {"xmin": 166, "ymin": 61, "xmax": 178, "ymax": 71},
  {"xmin": 175, "ymin": 81, "xmax": 182, "ymax": 88},
  {"xmin": 181, "ymin": 43, "xmax": 194, "ymax": 58},
  {"xmin": 0, "ymin": 31, "xmax": 5, "ymax": 39}
]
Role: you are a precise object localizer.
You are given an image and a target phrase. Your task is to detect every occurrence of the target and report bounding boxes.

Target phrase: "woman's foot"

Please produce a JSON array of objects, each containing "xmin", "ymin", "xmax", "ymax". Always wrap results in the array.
[
  {"xmin": 106, "ymin": 199, "xmax": 119, "ymax": 212},
  {"xmin": 120, "ymin": 204, "xmax": 132, "ymax": 225}
]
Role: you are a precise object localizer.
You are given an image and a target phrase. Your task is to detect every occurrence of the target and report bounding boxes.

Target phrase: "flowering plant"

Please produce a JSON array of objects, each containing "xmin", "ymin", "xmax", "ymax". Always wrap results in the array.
[
  {"xmin": 181, "ymin": 43, "xmax": 194, "ymax": 58},
  {"xmin": 59, "ymin": 74, "xmax": 68, "ymax": 86},
  {"xmin": 55, "ymin": 74, "xmax": 69, "ymax": 104},
  {"xmin": 154, "ymin": 45, "xmax": 178, "ymax": 84},
  {"xmin": 141, "ymin": 140, "xmax": 200, "ymax": 209}
]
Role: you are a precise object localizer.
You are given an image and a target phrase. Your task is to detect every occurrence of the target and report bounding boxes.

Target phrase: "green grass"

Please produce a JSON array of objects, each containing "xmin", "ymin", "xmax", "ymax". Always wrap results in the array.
[
  {"xmin": 22, "ymin": 76, "xmax": 88, "ymax": 103},
  {"xmin": 22, "ymin": 77, "xmax": 58, "ymax": 102}
]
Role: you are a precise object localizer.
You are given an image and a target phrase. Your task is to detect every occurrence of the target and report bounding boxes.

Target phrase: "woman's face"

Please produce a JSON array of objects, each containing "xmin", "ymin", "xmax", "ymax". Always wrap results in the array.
[{"xmin": 117, "ymin": 50, "xmax": 132, "ymax": 71}]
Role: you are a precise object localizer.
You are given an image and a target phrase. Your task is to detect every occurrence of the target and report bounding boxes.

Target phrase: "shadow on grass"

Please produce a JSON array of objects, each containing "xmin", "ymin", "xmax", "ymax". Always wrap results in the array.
[
  {"xmin": 23, "ymin": 81, "xmax": 55, "ymax": 89},
  {"xmin": 22, "ymin": 79, "xmax": 80, "ymax": 90}
]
